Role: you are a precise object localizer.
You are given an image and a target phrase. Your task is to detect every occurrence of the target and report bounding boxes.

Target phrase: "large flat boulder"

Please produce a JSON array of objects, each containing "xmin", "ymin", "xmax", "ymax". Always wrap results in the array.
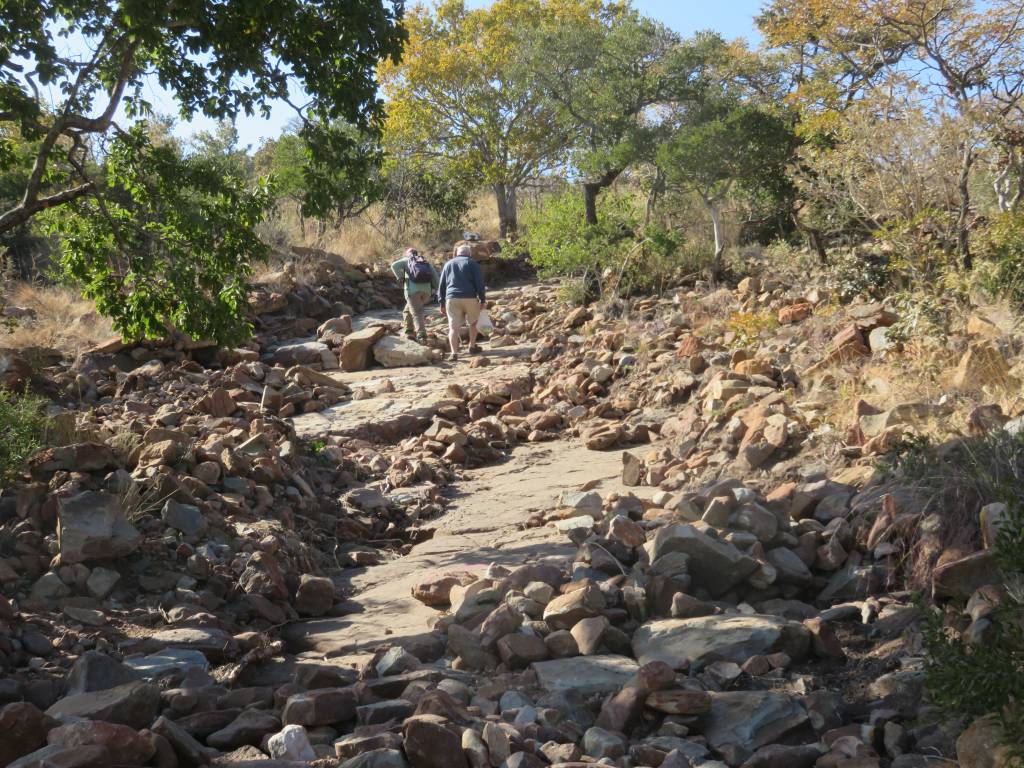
[
  {"xmin": 531, "ymin": 655, "xmax": 639, "ymax": 696},
  {"xmin": 340, "ymin": 326, "xmax": 387, "ymax": 371},
  {"xmin": 645, "ymin": 524, "xmax": 758, "ymax": 596},
  {"xmin": 46, "ymin": 681, "xmax": 161, "ymax": 729},
  {"xmin": 373, "ymin": 336, "xmax": 431, "ymax": 368},
  {"xmin": 632, "ymin": 615, "xmax": 810, "ymax": 670}
]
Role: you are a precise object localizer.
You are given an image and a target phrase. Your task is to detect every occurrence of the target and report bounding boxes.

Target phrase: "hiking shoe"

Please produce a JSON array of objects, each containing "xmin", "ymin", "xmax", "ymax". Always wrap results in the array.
[
  {"xmin": 447, "ymin": 352, "xmax": 458, "ymax": 362},
  {"xmin": 404, "ymin": 331, "xmax": 417, "ymax": 340},
  {"xmin": 468, "ymin": 344, "xmax": 482, "ymax": 354},
  {"xmin": 416, "ymin": 335, "xmax": 428, "ymax": 344}
]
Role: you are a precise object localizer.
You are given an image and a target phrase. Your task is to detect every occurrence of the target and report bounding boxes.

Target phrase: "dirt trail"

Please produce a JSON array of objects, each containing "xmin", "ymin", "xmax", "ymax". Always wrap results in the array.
[
  {"xmin": 283, "ymin": 302, "xmax": 653, "ymax": 655},
  {"xmin": 285, "ymin": 438, "xmax": 649, "ymax": 656}
]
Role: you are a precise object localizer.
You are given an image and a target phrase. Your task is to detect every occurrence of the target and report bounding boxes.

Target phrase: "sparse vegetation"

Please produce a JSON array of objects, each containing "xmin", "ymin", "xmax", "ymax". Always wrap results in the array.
[{"xmin": 0, "ymin": 388, "xmax": 50, "ymax": 486}]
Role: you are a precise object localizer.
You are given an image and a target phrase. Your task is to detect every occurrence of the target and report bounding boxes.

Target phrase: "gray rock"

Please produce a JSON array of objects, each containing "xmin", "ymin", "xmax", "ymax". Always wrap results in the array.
[
  {"xmin": 267, "ymin": 724, "xmax": 316, "ymax": 761},
  {"xmin": 46, "ymin": 681, "xmax": 161, "ymax": 729},
  {"xmin": 123, "ymin": 649, "xmax": 209, "ymax": 679},
  {"xmin": 632, "ymin": 615, "xmax": 811, "ymax": 670},
  {"xmin": 57, "ymin": 492, "xmax": 142, "ymax": 565},
  {"xmin": 704, "ymin": 691, "xmax": 810, "ymax": 760},
  {"xmin": 162, "ymin": 500, "xmax": 208, "ymax": 538},
  {"xmin": 583, "ymin": 727, "xmax": 625, "ymax": 760},
  {"xmin": 207, "ymin": 708, "xmax": 281, "ymax": 749},
  {"xmin": 645, "ymin": 524, "xmax": 758, "ymax": 596},
  {"xmin": 271, "ymin": 340, "xmax": 330, "ymax": 366},
  {"xmin": 373, "ymin": 336, "xmax": 431, "ymax": 367},
  {"xmin": 147, "ymin": 628, "xmax": 238, "ymax": 661},
  {"xmin": 531, "ymin": 655, "xmax": 639, "ymax": 696},
  {"xmin": 85, "ymin": 567, "xmax": 121, "ymax": 600},
  {"xmin": 66, "ymin": 652, "xmax": 142, "ymax": 695}
]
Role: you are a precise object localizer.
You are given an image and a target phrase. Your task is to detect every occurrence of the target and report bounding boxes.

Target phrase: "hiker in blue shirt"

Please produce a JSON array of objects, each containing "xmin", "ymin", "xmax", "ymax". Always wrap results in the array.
[
  {"xmin": 437, "ymin": 244, "xmax": 487, "ymax": 362},
  {"xmin": 390, "ymin": 247, "xmax": 439, "ymax": 343}
]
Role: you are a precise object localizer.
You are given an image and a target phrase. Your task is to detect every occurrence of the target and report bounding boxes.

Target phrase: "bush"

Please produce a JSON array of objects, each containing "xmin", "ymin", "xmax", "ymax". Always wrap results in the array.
[
  {"xmin": 824, "ymin": 246, "xmax": 891, "ymax": 302},
  {"xmin": 518, "ymin": 191, "xmax": 717, "ymax": 300},
  {"xmin": 0, "ymin": 388, "xmax": 50, "ymax": 486},
  {"xmin": 518, "ymin": 190, "xmax": 638, "ymax": 287},
  {"xmin": 980, "ymin": 213, "xmax": 1024, "ymax": 312},
  {"xmin": 890, "ymin": 429, "xmax": 1024, "ymax": 763}
]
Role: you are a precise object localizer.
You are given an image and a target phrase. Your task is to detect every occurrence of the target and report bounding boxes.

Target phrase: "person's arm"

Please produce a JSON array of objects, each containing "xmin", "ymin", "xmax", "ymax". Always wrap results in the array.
[
  {"xmin": 473, "ymin": 261, "xmax": 486, "ymax": 304},
  {"xmin": 437, "ymin": 264, "xmax": 449, "ymax": 313},
  {"xmin": 390, "ymin": 259, "xmax": 406, "ymax": 282},
  {"xmin": 430, "ymin": 263, "xmax": 440, "ymax": 291}
]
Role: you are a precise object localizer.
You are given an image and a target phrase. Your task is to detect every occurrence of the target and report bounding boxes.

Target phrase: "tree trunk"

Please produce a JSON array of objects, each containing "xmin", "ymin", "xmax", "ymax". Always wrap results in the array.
[
  {"xmin": 581, "ymin": 168, "xmax": 623, "ymax": 226},
  {"xmin": 957, "ymin": 143, "xmax": 974, "ymax": 270},
  {"xmin": 494, "ymin": 183, "xmax": 518, "ymax": 239},
  {"xmin": 583, "ymin": 182, "xmax": 600, "ymax": 227},
  {"xmin": 808, "ymin": 229, "xmax": 828, "ymax": 265},
  {"xmin": 708, "ymin": 200, "xmax": 725, "ymax": 275}
]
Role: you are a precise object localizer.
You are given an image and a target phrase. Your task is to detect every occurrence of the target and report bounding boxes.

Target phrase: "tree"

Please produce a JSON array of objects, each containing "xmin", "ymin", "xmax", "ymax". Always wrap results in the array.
[
  {"xmin": 525, "ymin": 10, "xmax": 720, "ymax": 225},
  {"xmin": 379, "ymin": 0, "xmax": 590, "ymax": 238},
  {"xmin": 657, "ymin": 94, "xmax": 796, "ymax": 268},
  {"xmin": 0, "ymin": 0, "xmax": 404, "ymax": 343},
  {"xmin": 45, "ymin": 125, "xmax": 272, "ymax": 345},
  {"xmin": 0, "ymin": 0, "xmax": 405, "ymax": 233},
  {"xmin": 760, "ymin": 0, "xmax": 1024, "ymax": 269}
]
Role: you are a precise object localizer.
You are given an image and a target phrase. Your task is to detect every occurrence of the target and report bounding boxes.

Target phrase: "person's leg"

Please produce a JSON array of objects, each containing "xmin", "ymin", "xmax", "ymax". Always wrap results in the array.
[
  {"xmin": 402, "ymin": 293, "xmax": 416, "ymax": 337},
  {"xmin": 466, "ymin": 300, "xmax": 482, "ymax": 352},
  {"xmin": 410, "ymin": 292, "xmax": 429, "ymax": 340},
  {"xmin": 446, "ymin": 300, "xmax": 464, "ymax": 355}
]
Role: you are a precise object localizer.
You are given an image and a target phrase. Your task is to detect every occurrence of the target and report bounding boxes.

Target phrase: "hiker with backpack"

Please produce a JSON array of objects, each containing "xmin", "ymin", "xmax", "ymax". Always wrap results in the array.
[
  {"xmin": 390, "ymin": 247, "xmax": 439, "ymax": 343},
  {"xmin": 437, "ymin": 243, "xmax": 487, "ymax": 362}
]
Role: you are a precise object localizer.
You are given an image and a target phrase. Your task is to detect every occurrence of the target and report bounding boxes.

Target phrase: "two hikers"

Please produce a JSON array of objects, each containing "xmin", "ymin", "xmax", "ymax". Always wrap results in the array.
[
  {"xmin": 438, "ymin": 244, "xmax": 486, "ymax": 362},
  {"xmin": 391, "ymin": 243, "xmax": 487, "ymax": 363},
  {"xmin": 390, "ymin": 247, "xmax": 438, "ymax": 343}
]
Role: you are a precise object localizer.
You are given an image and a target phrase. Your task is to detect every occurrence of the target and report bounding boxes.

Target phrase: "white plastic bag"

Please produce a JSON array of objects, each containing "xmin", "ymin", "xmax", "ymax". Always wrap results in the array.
[{"xmin": 476, "ymin": 308, "xmax": 494, "ymax": 334}]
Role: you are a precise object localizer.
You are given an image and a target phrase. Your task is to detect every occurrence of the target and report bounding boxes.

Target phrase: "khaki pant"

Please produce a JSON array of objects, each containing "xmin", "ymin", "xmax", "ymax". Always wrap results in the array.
[
  {"xmin": 446, "ymin": 298, "xmax": 481, "ymax": 353},
  {"xmin": 404, "ymin": 291, "xmax": 430, "ymax": 338}
]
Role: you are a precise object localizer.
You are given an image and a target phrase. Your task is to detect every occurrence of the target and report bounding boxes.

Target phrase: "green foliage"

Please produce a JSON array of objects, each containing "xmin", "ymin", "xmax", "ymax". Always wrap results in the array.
[
  {"xmin": 44, "ymin": 126, "xmax": 273, "ymax": 346},
  {"xmin": 885, "ymin": 291, "xmax": 949, "ymax": 342},
  {"xmin": 379, "ymin": 156, "xmax": 473, "ymax": 233},
  {"xmin": 980, "ymin": 213, "xmax": 1024, "ymax": 312},
  {"xmin": 0, "ymin": 388, "xmax": 50, "ymax": 486},
  {"xmin": 518, "ymin": 190, "xmax": 638, "ymax": 284}
]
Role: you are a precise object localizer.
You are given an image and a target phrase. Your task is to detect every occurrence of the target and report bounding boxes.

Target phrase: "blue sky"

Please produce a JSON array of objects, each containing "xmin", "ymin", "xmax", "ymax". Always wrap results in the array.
[{"xmin": 141, "ymin": 0, "xmax": 765, "ymax": 148}]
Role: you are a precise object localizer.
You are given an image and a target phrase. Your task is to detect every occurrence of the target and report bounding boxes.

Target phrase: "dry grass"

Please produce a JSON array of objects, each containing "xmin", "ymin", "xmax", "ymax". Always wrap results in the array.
[
  {"xmin": 258, "ymin": 192, "xmax": 503, "ymax": 267},
  {"xmin": 2, "ymin": 282, "xmax": 114, "ymax": 357}
]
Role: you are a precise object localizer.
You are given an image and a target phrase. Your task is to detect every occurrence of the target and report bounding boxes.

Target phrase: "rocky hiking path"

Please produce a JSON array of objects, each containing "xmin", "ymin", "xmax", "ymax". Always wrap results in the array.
[
  {"xmin": 287, "ymin": 439, "xmax": 644, "ymax": 657},
  {"xmin": 284, "ymin": 297, "xmax": 650, "ymax": 656}
]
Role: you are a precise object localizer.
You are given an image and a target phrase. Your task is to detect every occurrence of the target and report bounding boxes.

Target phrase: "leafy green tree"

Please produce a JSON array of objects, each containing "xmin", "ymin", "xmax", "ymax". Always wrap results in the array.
[
  {"xmin": 0, "ymin": 0, "xmax": 404, "ymax": 343},
  {"xmin": 45, "ymin": 126, "xmax": 272, "ymax": 345},
  {"xmin": 0, "ymin": 0, "xmax": 405, "ymax": 232},
  {"xmin": 759, "ymin": 0, "xmax": 1024, "ymax": 269},
  {"xmin": 657, "ymin": 94, "xmax": 797, "ymax": 267},
  {"xmin": 380, "ymin": 0, "xmax": 592, "ymax": 238},
  {"xmin": 189, "ymin": 120, "xmax": 252, "ymax": 180},
  {"xmin": 525, "ymin": 11, "xmax": 721, "ymax": 225}
]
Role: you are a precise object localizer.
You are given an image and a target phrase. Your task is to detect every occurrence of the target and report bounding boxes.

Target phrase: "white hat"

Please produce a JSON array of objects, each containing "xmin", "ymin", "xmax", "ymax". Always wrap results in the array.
[{"xmin": 455, "ymin": 244, "xmax": 472, "ymax": 257}]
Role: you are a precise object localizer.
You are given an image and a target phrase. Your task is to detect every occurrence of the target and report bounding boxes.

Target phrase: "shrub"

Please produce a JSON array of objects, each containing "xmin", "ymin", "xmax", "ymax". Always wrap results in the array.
[
  {"xmin": 518, "ymin": 190, "xmax": 639, "ymax": 289},
  {"xmin": 980, "ymin": 213, "xmax": 1024, "ymax": 312},
  {"xmin": 824, "ymin": 246, "xmax": 891, "ymax": 302},
  {"xmin": 0, "ymin": 388, "xmax": 50, "ymax": 486},
  {"xmin": 887, "ymin": 429, "xmax": 1024, "ymax": 762}
]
